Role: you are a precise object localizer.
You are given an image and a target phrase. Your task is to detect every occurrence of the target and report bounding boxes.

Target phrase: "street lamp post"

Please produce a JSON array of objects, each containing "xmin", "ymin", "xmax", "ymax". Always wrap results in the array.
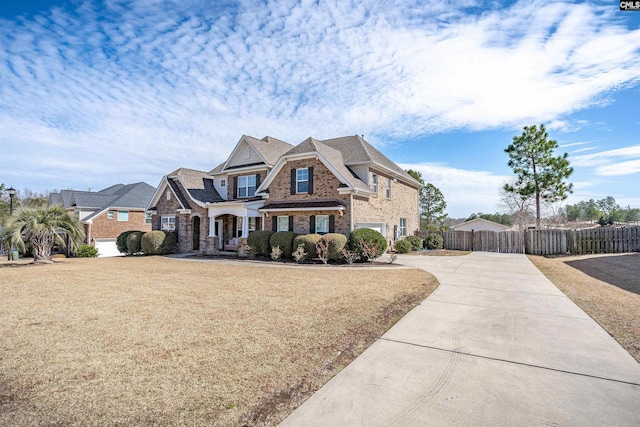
[{"xmin": 7, "ymin": 187, "xmax": 16, "ymax": 261}]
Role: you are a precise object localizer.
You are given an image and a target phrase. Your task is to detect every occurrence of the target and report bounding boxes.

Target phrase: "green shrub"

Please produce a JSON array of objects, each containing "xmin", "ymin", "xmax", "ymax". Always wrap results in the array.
[
  {"xmin": 323, "ymin": 233, "xmax": 348, "ymax": 260},
  {"xmin": 76, "ymin": 244, "xmax": 99, "ymax": 258},
  {"xmin": 247, "ymin": 230, "xmax": 274, "ymax": 256},
  {"xmin": 348, "ymin": 228, "xmax": 387, "ymax": 259},
  {"xmin": 116, "ymin": 230, "xmax": 140, "ymax": 254},
  {"xmin": 394, "ymin": 239, "xmax": 412, "ymax": 254},
  {"xmin": 405, "ymin": 235, "xmax": 423, "ymax": 251},
  {"xmin": 141, "ymin": 230, "xmax": 178, "ymax": 255},
  {"xmin": 425, "ymin": 233, "xmax": 444, "ymax": 250},
  {"xmin": 293, "ymin": 234, "xmax": 322, "ymax": 258},
  {"xmin": 126, "ymin": 231, "xmax": 145, "ymax": 254},
  {"xmin": 269, "ymin": 232, "xmax": 298, "ymax": 258}
]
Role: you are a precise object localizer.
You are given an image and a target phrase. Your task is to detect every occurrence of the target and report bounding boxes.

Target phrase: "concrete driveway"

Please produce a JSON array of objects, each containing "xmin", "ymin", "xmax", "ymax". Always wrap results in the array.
[{"xmin": 280, "ymin": 252, "xmax": 640, "ymax": 426}]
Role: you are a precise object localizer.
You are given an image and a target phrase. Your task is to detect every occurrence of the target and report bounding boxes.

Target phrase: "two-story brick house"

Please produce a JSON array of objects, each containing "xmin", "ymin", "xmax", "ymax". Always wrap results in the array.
[
  {"xmin": 148, "ymin": 134, "xmax": 420, "ymax": 253},
  {"xmin": 49, "ymin": 182, "xmax": 155, "ymax": 256}
]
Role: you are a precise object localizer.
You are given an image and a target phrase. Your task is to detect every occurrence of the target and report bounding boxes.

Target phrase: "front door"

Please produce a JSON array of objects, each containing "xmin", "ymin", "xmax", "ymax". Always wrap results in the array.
[{"xmin": 192, "ymin": 217, "xmax": 200, "ymax": 250}]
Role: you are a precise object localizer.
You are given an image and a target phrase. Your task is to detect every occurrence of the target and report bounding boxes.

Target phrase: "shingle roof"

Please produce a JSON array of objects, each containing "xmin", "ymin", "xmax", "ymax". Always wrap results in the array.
[
  {"xmin": 321, "ymin": 135, "xmax": 421, "ymax": 186},
  {"xmin": 284, "ymin": 137, "xmax": 371, "ymax": 192},
  {"xmin": 169, "ymin": 168, "xmax": 223, "ymax": 204},
  {"xmin": 245, "ymin": 135, "xmax": 294, "ymax": 166},
  {"xmin": 261, "ymin": 200, "xmax": 346, "ymax": 210}
]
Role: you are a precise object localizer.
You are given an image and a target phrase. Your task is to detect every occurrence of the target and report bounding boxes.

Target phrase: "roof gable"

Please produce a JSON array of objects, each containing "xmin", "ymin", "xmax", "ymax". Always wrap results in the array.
[{"xmin": 217, "ymin": 135, "xmax": 294, "ymax": 173}]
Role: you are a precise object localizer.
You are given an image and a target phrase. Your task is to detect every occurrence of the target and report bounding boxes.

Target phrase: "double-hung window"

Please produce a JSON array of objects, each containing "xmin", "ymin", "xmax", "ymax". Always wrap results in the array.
[
  {"xmin": 237, "ymin": 175, "xmax": 256, "ymax": 198},
  {"xmin": 315, "ymin": 215, "xmax": 329, "ymax": 235},
  {"xmin": 399, "ymin": 218, "xmax": 407, "ymax": 237},
  {"xmin": 162, "ymin": 216, "xmax": 176, "ymax": 231},
  {"xmin": 386, "ymin": 178, "xmax": 391, "ymax": 199},
  {"xmin": 236, "ymin": 217, "xmax": 257, "ymax": 234},
  {"xmin": 145, "ymin": 213, "xmax": 152, "ymax": 224},
  {"xmin": 277, "ymin": 216, "xmax": 289, "ymax": 232},
  {"xmin": 117, "ymin": 210, "xmax": 129, "ymax": 221},
  {"xmin": 371, "ymin": 173, "xmax": 378, "ymax": 193},
  {"xmin": 296, "ymin": 168, "xmax": 309, "ymax": 193},
  {"xmin": 108, "ymin": 211, "xmax": 114, "ymax": 220}
]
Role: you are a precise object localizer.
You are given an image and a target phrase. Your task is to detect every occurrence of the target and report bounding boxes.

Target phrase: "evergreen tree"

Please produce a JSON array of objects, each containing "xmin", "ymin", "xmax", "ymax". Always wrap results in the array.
[{"xmin": 504, "ymin": 124, "xmax": 573, "ymax": 228}]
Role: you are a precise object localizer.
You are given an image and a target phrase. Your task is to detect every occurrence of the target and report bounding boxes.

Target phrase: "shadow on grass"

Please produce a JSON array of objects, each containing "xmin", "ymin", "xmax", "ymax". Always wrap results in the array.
[{"xmin": 565, "ymin": 253, "xmax": 640, "ymax": 295}]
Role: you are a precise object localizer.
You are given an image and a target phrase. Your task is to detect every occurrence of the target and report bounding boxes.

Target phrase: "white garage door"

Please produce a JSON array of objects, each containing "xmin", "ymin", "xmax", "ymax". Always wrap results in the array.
[
  {"xmin": 355, "ymin": 223, "xmax": 386, "ymax": 236},
  {"xmin": 94, "ymin": 238, "xmax": 121, "ymax": 257}
]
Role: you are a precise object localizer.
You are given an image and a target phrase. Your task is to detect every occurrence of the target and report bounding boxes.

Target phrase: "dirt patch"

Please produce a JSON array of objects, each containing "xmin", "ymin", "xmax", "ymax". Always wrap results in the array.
[
  {"xmin": 0, "ymin": 256, "xmax": 437, "ymax": 426},
  {"xmin": 529, "ymin": 253, "xmax": 640, "ymax": 363}
]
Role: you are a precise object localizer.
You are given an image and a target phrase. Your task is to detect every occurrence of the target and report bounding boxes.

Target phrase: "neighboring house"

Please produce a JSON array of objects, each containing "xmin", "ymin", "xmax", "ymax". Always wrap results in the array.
[
  {"xmin": 49, "ymin": 182, "xmax": 155, "ymax": 256},
  {"xmin": 451, "ymin": 218, "xmax": 510, "ymax": 232},
  {"xmin": 147, "ymin": 134, "xmax": 421, "ymax": 253}
]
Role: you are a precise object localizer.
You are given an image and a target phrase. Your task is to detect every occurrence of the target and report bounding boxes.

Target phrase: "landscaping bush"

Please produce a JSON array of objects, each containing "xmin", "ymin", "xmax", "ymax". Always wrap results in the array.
[
  {"xmin": 247, "ymin": 230, "xmax": 274, "ymax": 256},
  {"xmin": 116, "ymin": 230, "xmax": 140, "ymax": 254},
  {"xmin": 323, "ymin": 233, "xmax": 348, "ymax": 260},
  {"xmin": 424, "ymin": 233, "xmax": 444, "ymax": 250},
  {"xmin": 394, "ymin": 239, "xmax": 412, "ymax": 254},
  {"xmin": 141, "ymin": 230, "xmax": 177, "ymax": 255},
  {"xmin": 126, "ymin": 231, "xmax": 145, "ymax": 254},
  {"xmin": 293, "ymin": 234, "xmax": 322, "ymax": 258},
  {"xmin": 405, "ymin": 235, "xmax": 423, "ymax": 251},
  {"xmin": 76, "ymin": 244, "xmax": 99, "ymax": 258},
  {"xmin": 348, "ymin": 228, "xmax": 387, "ymax": 259},
  {"xmin": 269, "ymin": 231, "xmax": 298, "ymax": 258}
]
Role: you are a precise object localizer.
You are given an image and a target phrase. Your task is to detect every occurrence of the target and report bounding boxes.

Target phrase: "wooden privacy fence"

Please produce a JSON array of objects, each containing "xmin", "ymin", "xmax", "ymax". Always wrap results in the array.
[{"xmin": 417, "ymin": 226, "xmax": 640, "ymax": 255}]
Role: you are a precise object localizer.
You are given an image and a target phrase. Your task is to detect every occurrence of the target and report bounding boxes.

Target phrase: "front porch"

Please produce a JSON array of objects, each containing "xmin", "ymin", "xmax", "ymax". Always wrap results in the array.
[{"xmin": 204, "ymin": 199, "xmax": 264, "ymax": 254}]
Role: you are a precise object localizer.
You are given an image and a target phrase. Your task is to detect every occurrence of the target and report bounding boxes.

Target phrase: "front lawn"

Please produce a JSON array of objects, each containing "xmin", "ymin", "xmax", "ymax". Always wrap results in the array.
[{"xmin": 0, "ymin": 256, "xmax": 437, "ymax": 426}]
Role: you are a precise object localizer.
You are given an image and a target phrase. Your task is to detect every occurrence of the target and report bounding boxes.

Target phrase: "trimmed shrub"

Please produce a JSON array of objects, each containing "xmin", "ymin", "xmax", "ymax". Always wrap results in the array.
[
  {"xmin": 293, "ymin": 234, "xmax": 322, "ymax": 258},
  {"xmin": 247, "ymin": 230, "xmax": 274, "ymax": 256},
  {"xmin": 394, "ymin": 239, "xmax": 412, "ymax": 254},
  {"xmin": 141, "ymin": 230, "xmax": 178, "ymax": 255},
  {"xmin": 405, "ymin": 235, "xmax": 423, "ymax": 251},
  {"xmin": 126, "ymin": 231, "xmax": 145, "ymax": 254},
  {"xmin": 116, "ymin": 230, "xmax": 140, "ymax": 254},
  {"xmin": 425, "ymin": 233, "xmax": 444, "ymax": 250},
  {"xmin": 76, "ymin": 244, "xmax": 99, "ymax": 258},
  {"xmin": 323, "ymin": 233, "xmax": 348, "ymax": 260},
  {"xmin": 269, "ymin": 231, "xmax": 298, "ymax": 258},
  {"xmin": 348, "ymin": 228, "xmax": 387, "ymax": 259}
]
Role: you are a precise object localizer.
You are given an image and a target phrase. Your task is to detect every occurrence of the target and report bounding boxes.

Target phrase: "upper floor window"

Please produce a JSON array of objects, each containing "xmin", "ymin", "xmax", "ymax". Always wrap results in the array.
[
  {"xmin": 161, "ymin": 216, "xmax": 176, "ymax": 231},
  {"xmin": 220, "ymin": 179, "xmax": 226, "ymax": 187},
  {"xmin": 371, "ymin": 173, "xmax": 378, "ymax": 193},
  {"xmin": 166, "ymin": 190, "xmax": 171, "ymax": 200},
  {"xmin": 386, "ymin": 178, "xmax": 391, "ymax": 199},
  {"xmin": 297, "ymin": 168, "xmax": 309, "ymax": 193},
  {"xmin": 237, "ymin": 175, "xmax": 256, "ymax": 198},
  {"xmin": 145, "ymin": 213, "xmax": 152, "ymax": 224},
  {"xmin": 117, "ymin": 210, "xmax": 129, "ymax": 222},
  {"xmin": 399, "ymin": 218, "xmax": 407, "ymax": 237},
  {"xmin": 108, "ymin": 211, "xmax": 114, "ymax": 220}
]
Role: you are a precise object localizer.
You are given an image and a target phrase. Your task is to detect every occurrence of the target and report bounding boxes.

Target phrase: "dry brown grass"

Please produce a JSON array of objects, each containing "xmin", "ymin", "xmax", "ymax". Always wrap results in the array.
[
  {"xmin": 408, "ymin": 250, "xmax": 471, "ymax": 256},
  {"xmin": 0, "ymin": 256, "xmax": 437, "ymax": 426},
  {"xmin": 528, "ymin": 253, "xmax": 640, "ymax": 363}
]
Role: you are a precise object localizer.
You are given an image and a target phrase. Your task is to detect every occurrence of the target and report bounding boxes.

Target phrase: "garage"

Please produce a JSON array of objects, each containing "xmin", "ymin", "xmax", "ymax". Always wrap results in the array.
[
  {"xmin": 355, "ymin": 223, "xmax": 387, "ymax": 237},
  {"xmin": 93, "ymin": 238, "xmax": 121, "ymax": 257}
]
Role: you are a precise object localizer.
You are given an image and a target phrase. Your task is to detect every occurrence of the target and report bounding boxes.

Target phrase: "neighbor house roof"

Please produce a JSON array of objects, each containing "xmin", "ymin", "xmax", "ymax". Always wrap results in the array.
[
  {"xmin": 50, "ymin": 182, "xmax": 156, "ymax": 222},
  {"xmin": 321, "ymin": 135, "xmax": 421, "ymax": 187},
  {"xmin": 451, "ymin": 218, "xmax": 510, "ymax": 231}
]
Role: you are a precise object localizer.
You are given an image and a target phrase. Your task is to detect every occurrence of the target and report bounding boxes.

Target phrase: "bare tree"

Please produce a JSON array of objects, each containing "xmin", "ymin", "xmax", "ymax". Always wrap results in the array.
[{"xmin": 499, "ymin": 179, "xmax": 534, "ymax": 231}]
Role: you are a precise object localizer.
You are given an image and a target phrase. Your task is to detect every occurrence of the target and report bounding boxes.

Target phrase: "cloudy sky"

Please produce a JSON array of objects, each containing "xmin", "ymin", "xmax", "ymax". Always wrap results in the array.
[{"xmin": 1, "ymin": 0, "xmax": 639, "ymax": 217}]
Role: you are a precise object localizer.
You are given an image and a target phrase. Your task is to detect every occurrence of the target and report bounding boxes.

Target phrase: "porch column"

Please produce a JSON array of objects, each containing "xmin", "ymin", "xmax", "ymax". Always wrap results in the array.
[
  {"xmin": 209, "ymin": 215, "xmax": 217, "ymax": 236},
  {"xmin": 241, "ymin": 216, "xmax": 249, "ymax": 238}
]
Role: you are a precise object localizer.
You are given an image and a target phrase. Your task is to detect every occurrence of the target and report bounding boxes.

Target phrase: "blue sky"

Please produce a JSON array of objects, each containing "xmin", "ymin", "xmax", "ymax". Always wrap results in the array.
[{"xmin": 1, "ymin": 0, "xmax": 639, "ymax": 218}]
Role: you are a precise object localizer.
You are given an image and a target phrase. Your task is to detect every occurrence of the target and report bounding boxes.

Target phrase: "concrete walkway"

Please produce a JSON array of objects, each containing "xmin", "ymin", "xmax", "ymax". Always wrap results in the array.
[{"xmin": 280, "ymin": 252, "xmax": 640, "ymax": 426}]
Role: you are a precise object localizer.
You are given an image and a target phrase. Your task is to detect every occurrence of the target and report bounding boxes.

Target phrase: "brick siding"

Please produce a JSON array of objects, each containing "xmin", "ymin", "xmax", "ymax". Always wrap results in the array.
[{"xmin": 89, "ymin": 210, "xmax": 151, "ymax": 242}]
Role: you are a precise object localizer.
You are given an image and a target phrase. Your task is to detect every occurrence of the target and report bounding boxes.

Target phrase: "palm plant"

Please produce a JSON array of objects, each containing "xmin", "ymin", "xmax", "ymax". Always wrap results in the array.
[{"xmin": 1, "ymin": 204, "xmax": 85, "ymax": 263}]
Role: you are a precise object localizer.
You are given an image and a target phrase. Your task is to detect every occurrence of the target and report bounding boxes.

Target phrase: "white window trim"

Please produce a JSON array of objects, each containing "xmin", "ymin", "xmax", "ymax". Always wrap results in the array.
[
  {"xmin": 161, "ymin": 216, "xmax": 176, "ymax": 232},
  {"xmin": 296, "ymin": 168, "xmax": 309, "ymax": 194},
  {"xmin": 386, "ymin": 178, "xmax": 391, "ymax": 199},
  {"xmin": 108, "ymin": 211, "xmax": 114, "ymax": 220},
  {"xmin": 117, "ymin": 210, "xmax": 129, "ymax": 222},
  {"xmin": 277, "ymin": 216, "xmax": 289, "ymax": 232},
  {"xmin": 237, "ymin": 175, "xmax": 256, "ymax": 198},
  {"xmin": 399, "ymin": 218, "xmax": 407, "ymax": 237},
  {"xmin": 371, "ymin": 173, "xmax": 378, "ymax": 194},
  {"xmin": 145, "ymin": 213, "xmax": 152, "ymax": 224},
  {"xmin": 316, "ymin": 215, "xmax": 329, "ymax": 235}
]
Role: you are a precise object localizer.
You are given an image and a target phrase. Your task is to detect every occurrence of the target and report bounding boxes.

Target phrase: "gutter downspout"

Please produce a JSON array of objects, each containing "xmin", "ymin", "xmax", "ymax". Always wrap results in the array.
[{"xmin": 350, "ymin": 193, "xmax": 354, "ymax": 232}]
